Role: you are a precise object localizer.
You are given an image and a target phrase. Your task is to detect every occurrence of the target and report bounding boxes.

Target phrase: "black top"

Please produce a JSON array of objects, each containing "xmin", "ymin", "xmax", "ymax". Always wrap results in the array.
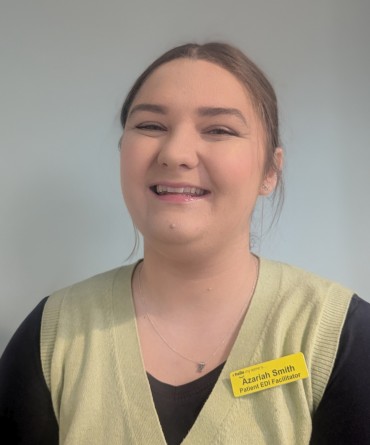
[{"xmin": 1, "ymin": 295, "xmax": 370, "ymax": 445}]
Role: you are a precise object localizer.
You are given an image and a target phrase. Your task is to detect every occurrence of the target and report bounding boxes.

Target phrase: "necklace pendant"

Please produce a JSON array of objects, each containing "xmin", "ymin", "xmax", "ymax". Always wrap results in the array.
[{"xmin": 197, "ymin": 362, "xmax": 206, "ymax": 372}]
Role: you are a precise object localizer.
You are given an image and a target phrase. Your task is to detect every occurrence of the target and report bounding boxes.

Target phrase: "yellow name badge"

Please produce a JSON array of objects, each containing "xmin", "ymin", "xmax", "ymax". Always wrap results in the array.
[{"xmin": 230, "ymin": 352, "xmax": 309, "ymax": 398}]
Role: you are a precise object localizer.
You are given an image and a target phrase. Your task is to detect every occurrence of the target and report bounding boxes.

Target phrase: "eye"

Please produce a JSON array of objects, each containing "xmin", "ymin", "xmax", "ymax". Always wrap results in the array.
[
  {"xmin": 204, "ymin": 127, "xmax": 239, "ymax": 137},
  {"xmin": 135, "ymin": 122, "xmax": 166, "ymax": 132}
]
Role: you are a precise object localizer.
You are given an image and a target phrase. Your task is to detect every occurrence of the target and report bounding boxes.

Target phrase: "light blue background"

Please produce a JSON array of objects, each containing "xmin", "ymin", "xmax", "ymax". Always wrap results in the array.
[{"xmin": 1, "ymin": 0, "xmax": 369, "ymax": 353}]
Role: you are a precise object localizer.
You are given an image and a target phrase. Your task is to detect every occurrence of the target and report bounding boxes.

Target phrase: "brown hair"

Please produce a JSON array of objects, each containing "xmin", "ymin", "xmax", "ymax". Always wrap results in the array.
[{"xmin": 120, "ymin": 42, "xmax": 284, "ymax": 234}]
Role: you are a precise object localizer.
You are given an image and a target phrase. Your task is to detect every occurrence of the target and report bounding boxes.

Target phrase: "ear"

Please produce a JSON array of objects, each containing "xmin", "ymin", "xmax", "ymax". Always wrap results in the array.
[{"xmin": 260, "ymin": 148, "xmax": 283, "ymax": 196}]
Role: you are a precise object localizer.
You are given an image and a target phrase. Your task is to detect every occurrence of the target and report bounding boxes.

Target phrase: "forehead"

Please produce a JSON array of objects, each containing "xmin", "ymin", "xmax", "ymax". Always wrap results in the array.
[{"xmin": 131, "ymin": 59, "xmax": 253, "ymax": 110}]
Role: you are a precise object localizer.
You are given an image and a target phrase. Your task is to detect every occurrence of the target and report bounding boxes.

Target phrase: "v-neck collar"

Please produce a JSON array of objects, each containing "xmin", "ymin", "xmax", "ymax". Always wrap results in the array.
[{"xmin": 110, "ymin": 258, "xmax": 282, "ymax": 444}]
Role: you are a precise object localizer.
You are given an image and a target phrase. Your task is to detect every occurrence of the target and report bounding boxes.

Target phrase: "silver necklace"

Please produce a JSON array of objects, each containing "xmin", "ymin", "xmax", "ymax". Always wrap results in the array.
[{"xmin": 136, "ymin": 258, "xmax": 258, "ymax": 373}]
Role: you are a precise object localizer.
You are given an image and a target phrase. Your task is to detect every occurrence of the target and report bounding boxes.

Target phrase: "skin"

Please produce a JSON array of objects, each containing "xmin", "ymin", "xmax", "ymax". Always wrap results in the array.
[{"xmin": 120, "ymin": 59, "xmax": 282, "ymax": 384}]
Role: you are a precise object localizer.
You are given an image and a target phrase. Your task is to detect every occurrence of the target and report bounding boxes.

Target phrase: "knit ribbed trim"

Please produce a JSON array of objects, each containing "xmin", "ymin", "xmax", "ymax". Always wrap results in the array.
[
  {"xmin": 40, "ymin": 291, "xmax": 65, "ymax": 390},
  {"xmin": 311, "ymin": 284, "xmax": 352, "ymax": 410}
]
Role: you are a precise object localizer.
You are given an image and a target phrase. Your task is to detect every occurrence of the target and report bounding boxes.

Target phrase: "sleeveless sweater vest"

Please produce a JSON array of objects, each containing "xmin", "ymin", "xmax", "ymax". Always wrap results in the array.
[{"xmin": 41, "ymin": 258, "xmax": 352, "ymax": 444}]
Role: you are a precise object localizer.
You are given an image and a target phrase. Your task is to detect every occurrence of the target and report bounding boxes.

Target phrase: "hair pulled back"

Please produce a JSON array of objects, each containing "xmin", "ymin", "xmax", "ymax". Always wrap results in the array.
[{"xmin": 120, "ymin": 42, "xmax": 283, "ymax": 225}]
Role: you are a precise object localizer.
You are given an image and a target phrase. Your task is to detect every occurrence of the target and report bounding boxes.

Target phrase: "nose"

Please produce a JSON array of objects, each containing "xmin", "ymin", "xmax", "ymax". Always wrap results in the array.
[{"xmin": 156, "ymin": 127, "xmax": 199, "ymax": 169}]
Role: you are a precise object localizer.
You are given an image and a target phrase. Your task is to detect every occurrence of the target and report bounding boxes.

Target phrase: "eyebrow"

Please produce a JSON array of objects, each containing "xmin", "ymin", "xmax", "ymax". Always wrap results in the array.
[
  {"xmin": 197, "ymin": 107, "xmax": 247, "ymax": 125},
  {"xmin": 128, "ymin": 103, "xmax": 168, "ymax": 117},
  {"xmin": 128, "ymin": 103, "xmax": 248, "ymax": 125}
]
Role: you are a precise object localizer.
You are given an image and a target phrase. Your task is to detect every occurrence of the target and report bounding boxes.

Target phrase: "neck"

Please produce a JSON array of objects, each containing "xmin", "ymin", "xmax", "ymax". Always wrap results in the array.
[
  {"xmin": 132, "ymin": 239, "xmax": 259, "ymax": 382},
  {"xmin": 137, "ymin": 239, "xmax": 258, "ymax": 316}
]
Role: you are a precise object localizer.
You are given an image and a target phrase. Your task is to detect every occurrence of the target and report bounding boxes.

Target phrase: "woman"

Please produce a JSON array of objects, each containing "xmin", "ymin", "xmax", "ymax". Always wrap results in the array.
[{"xmin": 1, "ymin": 42, "xmax": 370, "ymax": 444}]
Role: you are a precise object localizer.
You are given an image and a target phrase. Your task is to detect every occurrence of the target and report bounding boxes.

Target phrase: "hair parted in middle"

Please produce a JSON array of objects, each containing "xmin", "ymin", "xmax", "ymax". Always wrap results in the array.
[
  {"xmin": 120, "ymin": 42, "xmax": 284, "ymax": 254},
  {"xmin": 120, "ymin": 42, "xmax": 282, "ymax": 196}
]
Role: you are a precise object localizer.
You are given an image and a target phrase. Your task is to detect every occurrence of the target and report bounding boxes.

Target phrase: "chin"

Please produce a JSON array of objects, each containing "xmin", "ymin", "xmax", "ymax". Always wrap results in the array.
[{"xmin": 143, "ymin": 222, "xmax": 206, "ymax": 247}]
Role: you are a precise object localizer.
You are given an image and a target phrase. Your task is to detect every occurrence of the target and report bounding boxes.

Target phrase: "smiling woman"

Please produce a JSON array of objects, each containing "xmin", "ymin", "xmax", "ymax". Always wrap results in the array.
[
  {"xmin": 120, "ymin": 57, "xmax": 278, "ymax": 252},
  {"xmin": 1, "ymin": 42, "xmax": 370, "ymax": 445}
]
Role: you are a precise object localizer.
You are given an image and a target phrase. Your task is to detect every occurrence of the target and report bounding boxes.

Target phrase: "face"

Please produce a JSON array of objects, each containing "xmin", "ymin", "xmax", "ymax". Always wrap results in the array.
[{"xmin": 120, "ymin": 59, "xmax": 279, "ymax": 252}]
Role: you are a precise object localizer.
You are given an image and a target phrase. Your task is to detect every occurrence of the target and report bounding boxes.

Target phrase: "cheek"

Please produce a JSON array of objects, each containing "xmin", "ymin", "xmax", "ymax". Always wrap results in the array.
[
  {"xmin": 119, "ymin": 132, "xmax": 157, "ymax": 177},
  {"xmin": 119, "ymin": 151, "xmax": 130, "ymax": 198},
  {"xmin": 119, "ymin": 140, "xmax": 141, "ymax": 208},
  {"xmin": 119, "ymin": 153, "xmax": 142, "ymax": 226},
  {"xmin": 120, "ymin": 146, "xmax": 132, "ymax": 180},
  {"xmin": 119, "ymin": 136, "xmax": 155, "ymax": 223},
  {"xmin": 120, "ymin": 137, "xmax": 143, "ymax": 184},
  {"xmin": 212, "ymin": 151, "xmax": 264, "ymax": 193}
]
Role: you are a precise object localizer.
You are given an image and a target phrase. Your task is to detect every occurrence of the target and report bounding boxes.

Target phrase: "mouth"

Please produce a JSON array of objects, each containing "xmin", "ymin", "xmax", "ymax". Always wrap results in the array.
[{"xmin": 150, "ymin": 185, "xmax": 210, "ymax": 197}]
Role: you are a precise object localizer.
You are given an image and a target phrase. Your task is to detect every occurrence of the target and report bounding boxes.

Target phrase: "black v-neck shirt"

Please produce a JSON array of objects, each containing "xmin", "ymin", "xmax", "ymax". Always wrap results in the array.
[{"xmin": 1, "ymin": 295, "xmax": 370, "ymax": 444}]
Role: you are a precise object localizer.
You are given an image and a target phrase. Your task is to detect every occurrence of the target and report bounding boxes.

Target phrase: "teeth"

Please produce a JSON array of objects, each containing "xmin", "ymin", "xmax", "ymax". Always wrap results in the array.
[{"xmin": 156, "ymin": 185, "xmax": 206, "ymax": 196}]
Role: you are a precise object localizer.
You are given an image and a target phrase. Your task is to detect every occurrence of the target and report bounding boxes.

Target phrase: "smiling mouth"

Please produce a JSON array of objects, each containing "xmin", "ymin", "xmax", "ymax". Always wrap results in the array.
[{"xmin": 150, "ymin": 185, "xmax": 209, "ymax": 197}]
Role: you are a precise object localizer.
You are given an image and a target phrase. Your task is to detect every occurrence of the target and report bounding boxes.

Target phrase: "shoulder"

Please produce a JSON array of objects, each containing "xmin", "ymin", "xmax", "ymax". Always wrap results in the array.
[
  {"xmin": 42, "ymin": 261, "xmax": 139, "ymax": 339},
  {"xmin": 45, "ymin": 263, "xmax": 137, "ymax": 313},
  {"xmin": 50, "ymin": 263, "xmax": 137, "ymax": 298},
  {"xmin": 0, "ymin": 297, "xmax": 59, "ymax": 442},
  {"xmin": 259, "ymin": 258, "xmax": 354, "ymax": 307},
  {"xmin": 258, "ymin": 258, "xmax": 358, "ymax": 409},
  {"xmin": 40, "ymin": 263, "xmax": 139, "ymax": 390},
  {"xmin": 310, "ymin": 295, "xmax": 370, "ymax": 443},
  {"xmin": 335, "ymin": 295, "xmax": 370, "ymax": 370}
]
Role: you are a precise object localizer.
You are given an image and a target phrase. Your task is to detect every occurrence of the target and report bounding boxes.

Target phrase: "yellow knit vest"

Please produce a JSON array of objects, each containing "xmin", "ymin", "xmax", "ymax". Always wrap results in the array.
[{"xmin": 41, "ymin": 258, "xmax": 352, "ymax": 444}]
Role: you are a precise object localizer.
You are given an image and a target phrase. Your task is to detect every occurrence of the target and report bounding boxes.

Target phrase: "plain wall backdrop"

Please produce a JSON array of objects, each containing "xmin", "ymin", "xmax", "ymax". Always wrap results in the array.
[{"xmin": 1, "ymin": 0, "xmax": 369, "ymax": 354}]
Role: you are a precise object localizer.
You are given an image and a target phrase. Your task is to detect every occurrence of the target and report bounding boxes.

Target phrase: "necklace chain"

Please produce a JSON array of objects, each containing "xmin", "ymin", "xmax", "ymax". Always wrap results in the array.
[{"xmin": 136, "ymin": 258, "xmax": 259, "ymax": 373}]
